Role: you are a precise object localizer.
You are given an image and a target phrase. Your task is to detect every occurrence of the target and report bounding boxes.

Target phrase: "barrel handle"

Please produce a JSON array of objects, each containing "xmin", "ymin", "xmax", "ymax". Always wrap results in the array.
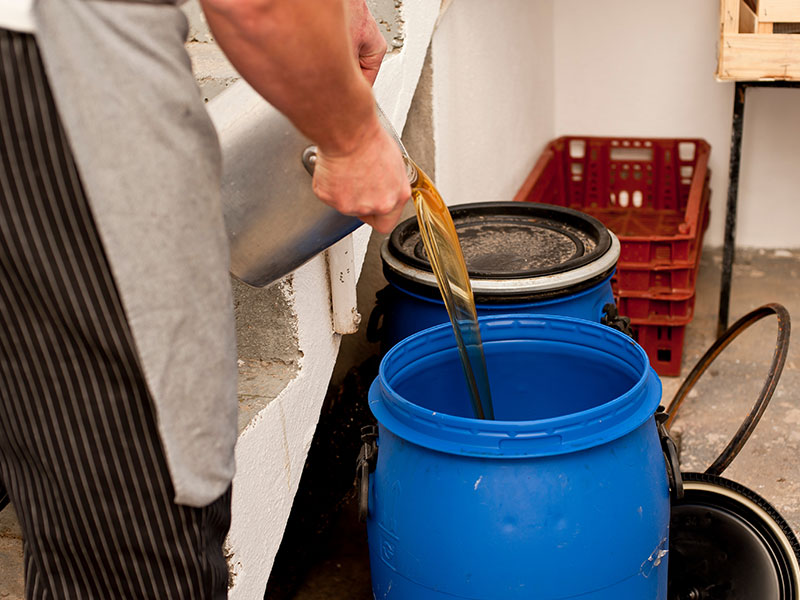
[
  {"xmin": 664, "ymin": 303, "xmax": 791, "ymax": 477},
  {"xmin": 655, "ymin": 406, "xmax": 684, "ymax": 500},
  {"xmin": 355, "ymin": 425, "xmax": 378, "ymax": 522},
  {"xmin": 601, "ymin": 303, "xmax": 633, "ymax": 338},
  {"xmin": 0, "ymin": 481, "xmax": 9, "ymax": 513},
  {"xmin": 366, "ymin": 286, "xmax": 391, "ymax": 345}
]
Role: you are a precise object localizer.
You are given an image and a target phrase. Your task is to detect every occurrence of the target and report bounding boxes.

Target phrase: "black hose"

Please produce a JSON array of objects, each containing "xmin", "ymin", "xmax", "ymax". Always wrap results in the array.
[{"xmin": 664, "ymin": 303, "xmax": 791, "ymax": 476}]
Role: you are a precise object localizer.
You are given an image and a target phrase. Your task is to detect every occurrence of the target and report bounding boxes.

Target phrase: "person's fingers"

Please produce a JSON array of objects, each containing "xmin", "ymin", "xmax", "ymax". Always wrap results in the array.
[
  {"xmin": 347, "ymin": 0, "xmax": 386, "ymax": 86},
  {"xmin": 362, "ymin": 201, "xmax": 407, "ymax": 234},
  {"xmin": 358, "ymin": 19, "xmax": 386, "ymax": 85},
  {"xmin": 359, "ymin": 51, "xmax": 383, "ymax": 86}
]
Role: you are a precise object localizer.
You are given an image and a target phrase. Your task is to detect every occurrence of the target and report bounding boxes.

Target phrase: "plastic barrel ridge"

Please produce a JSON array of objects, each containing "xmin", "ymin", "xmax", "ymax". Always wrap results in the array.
[
  {"xmin": 376, "ymin": 202, "xmax": 622, "ymax": 350},
  {"xmin": 366, "ymin": 314, "xmax": 669, "ymax": 599}
]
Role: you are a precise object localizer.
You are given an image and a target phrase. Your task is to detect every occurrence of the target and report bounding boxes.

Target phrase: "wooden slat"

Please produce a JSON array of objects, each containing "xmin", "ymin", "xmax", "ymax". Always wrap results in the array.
[
  {"xmin": 718, "ymin": 33, "xmax": 800, "ymax": 80},
  {"xmin": 740, "ymin": 0, "xmax": 757, "ymax": 33},
  {"xmin": 757, "ymin": 0, "xmax": 800, "ymax": 23},
  {"xmin": 758, "ymin": 22, "xmax": 774, "ymax": 33},
  {"xmin": 722, "ymin": 0, "xmax": 740, "ymax": 34}
]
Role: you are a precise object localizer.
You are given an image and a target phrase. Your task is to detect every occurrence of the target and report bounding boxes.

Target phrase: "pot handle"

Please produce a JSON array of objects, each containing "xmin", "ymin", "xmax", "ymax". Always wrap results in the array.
[{"xmin": 301, "ymin": 104, "xmax": 418, "ymax": 184}]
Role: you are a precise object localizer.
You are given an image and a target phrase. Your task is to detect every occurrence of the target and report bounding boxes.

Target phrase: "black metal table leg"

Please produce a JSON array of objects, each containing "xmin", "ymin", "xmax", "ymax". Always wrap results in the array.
[
  {"xmin": 717, "ymin": 82, "xmax": 747, "ymax": 337},
  {"xmin": 716, "ymin": 81, "xmax": 800, "ymax": 337}
]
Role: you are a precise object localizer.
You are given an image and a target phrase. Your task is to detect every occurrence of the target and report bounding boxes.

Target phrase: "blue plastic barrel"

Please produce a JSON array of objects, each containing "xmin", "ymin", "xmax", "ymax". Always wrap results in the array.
[
  {"xmin": 378, "ymin": 272, "xmax": 616, "ymax": 349},
  {"xmin": 367, "ymin": 314, "xmax": 668, "ymax": 599},
  {"xmin": 375, "ymin": 202, "xmax": 622, "ymax": 350}
]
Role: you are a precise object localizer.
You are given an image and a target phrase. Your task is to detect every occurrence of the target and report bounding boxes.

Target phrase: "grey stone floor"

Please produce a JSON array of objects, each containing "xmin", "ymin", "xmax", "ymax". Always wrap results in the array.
[
  {"xmin": 665, "ymin": 247, "xmax": 800, "ymax": 529},
  {"xmin": 2, "ymin": 247, "xmax": 799, "ymax": 599}
]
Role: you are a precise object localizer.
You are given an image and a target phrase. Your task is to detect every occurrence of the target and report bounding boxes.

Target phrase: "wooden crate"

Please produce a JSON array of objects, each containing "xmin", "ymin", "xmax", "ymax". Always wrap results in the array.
[{"xmin": 718, "ymin": 0, "xmax": 800, "ymax": 81}]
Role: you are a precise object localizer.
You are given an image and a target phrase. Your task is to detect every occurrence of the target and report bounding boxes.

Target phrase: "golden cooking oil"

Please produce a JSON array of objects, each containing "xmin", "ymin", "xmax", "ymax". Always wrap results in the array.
[{"xmin": 408, "ymin": 160, "xmax": 494, "ymax": 420}]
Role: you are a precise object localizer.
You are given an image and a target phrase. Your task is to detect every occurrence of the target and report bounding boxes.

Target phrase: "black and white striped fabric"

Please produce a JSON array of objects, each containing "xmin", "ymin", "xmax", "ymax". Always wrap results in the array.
[{"xmin": 0, "ymin": 28, "xmax": 231, "ymax": 599}]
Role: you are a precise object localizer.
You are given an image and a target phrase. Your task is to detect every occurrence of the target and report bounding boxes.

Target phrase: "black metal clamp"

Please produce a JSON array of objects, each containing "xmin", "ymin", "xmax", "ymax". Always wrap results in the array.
[
  {"xmin": 365, "ymin": 288, "xmax": 388, "ymax": 344},
  {"xmin": 656, "ymin": 406, "xmax": 684, "ymax": 501},
  {"xmin": 601, "ymin": 303, "xmax": 634, "ymax": 338},
  {"xmin": 355, "ymin": 425, "xmax": 378, "ymax": 522}
]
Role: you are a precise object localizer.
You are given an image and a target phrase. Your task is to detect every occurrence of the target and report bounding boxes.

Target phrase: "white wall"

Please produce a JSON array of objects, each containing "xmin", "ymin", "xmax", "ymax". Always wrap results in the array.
[
  {"xmin": 553, "ymin": 0, "xmax": 800, "ymax": 249},
  {"xmin": 432, "ymin": 0, "xmax": 556, "ymax": 205},
  {"xmin": 738, "ymin": 88, "xmax": 800, "ymax": 248}
]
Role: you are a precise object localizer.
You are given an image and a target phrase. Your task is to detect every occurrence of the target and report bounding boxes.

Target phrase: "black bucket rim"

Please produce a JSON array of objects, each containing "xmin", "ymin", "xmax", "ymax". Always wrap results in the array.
[
  {"xmin": 387, "ymin": 202, "xmax": 612, "ymax": 280},
  {"xmin": 669, "ymin": 472, "xmax": 800, "ymax": 598},
  {"xmin": 381, "ymin": 231, "xmax": 620, "ymax": 302},
  {"xmin": 381, "ymin": 202, "xmax": 619, "ymax": 300}
]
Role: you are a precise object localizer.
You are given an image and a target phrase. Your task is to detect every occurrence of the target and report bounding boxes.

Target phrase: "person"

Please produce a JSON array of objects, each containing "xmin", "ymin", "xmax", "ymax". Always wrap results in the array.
[{"xmin": 0, "ymin": 0, "xmax": 410, "ymax": 597}]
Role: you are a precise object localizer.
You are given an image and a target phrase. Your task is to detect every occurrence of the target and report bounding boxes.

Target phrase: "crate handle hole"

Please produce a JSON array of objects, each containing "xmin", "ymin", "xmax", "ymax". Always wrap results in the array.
[
  {"xmin": 678, "ymin": 142, "xmax": 696, "ymax": 161},
  {"xmin": 610, "ymin": 192, "xmax": 617, "ymax": 206},
  {"xmin": 569, "ymin": 140, "xmax": 586, "ymax": 159},
  {"xmin": 657, "ymin": 349, "xmax": 672, "ymax": 363},
  {"xmin": 610, "ymin": 147, "xmax": 654, "ymax": 162},
  {"xmin": 619, "ymin": 191, "xmax": 630, "ymax": 207},
  {"xmin": 680, "ymin": 165, "xmax": 694, "ymax": 178},
  {"xmin": 632, "ymin": 190, "xmax": 643, "ymax": 207}
]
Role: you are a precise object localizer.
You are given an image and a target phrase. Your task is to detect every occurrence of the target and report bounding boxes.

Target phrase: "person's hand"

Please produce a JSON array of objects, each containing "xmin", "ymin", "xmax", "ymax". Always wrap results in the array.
[
  {"xmin": 202, "ymin": 0, "xmax": 409, "ymax": 233},
  {"xmin": 312, "ymin": 117, "xmax": 411, "ymax": 235},
  {"xmin": 347, "ymin": 0, "xmax": 387, "ymax": 86},
  {"xmin": 322, "ymin": 0, "xmax": 407, "ymax": 233}
]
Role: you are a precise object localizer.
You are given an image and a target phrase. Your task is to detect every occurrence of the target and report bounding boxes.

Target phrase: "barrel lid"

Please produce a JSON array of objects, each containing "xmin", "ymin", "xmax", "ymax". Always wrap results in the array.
[
  {"xmin": 669, "ymin": 472, "xmax": 800, "ymax": 598},
  {"xmin": 381, "ymin": 202, "xmax": 619, "ymax": 300}
]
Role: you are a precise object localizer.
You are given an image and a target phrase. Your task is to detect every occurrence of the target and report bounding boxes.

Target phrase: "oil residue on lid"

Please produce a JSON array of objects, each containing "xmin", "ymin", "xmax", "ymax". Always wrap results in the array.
[{"xmin": 388, "ymin": 202, "xmax": 611, "ymax": 280}]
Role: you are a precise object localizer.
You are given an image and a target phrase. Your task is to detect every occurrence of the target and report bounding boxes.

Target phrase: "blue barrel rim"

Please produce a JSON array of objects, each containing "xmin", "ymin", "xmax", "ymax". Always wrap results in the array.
[
  {"xmin": 369, "ymin": 314, "xmax": 662, "ymax": 459},
  {"xmin": 383, "ymin": 270, "xmax": 616, "ymax": 307}
]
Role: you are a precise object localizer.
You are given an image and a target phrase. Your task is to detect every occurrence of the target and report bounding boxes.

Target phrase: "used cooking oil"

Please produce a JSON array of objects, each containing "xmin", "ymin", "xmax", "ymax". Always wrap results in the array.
[{"xmin": 408, "ymin": 159, "xmax": 494, "ymax": 420}]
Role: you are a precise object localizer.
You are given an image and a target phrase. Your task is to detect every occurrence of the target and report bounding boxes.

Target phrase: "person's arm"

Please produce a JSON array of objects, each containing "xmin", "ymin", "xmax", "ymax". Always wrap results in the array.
[{"xmin": 199, "ymin": 0, "xmax": 410, "ymax": 233}]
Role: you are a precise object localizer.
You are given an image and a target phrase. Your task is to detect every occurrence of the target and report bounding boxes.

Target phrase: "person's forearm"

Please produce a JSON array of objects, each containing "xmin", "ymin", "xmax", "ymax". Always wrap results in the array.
[{"xmin": 200, "ymin": 0, "xmax": 379, "ymax": 157}]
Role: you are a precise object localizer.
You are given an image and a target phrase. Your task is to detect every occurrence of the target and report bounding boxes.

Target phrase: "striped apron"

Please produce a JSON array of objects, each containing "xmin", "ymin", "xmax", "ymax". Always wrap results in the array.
[{"xmin": 0, "ymin": 28, "xmax": 231, "ymax": 599}]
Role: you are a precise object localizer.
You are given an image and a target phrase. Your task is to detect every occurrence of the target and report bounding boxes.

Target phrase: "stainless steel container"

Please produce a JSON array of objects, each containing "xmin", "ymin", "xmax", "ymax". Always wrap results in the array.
[{"xmin": 209, "ymin": 80, "xmax": 412, "ymax": 288}]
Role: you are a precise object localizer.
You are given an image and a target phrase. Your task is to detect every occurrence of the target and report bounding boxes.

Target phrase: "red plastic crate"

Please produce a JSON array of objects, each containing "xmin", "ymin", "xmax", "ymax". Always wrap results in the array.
[
  {"xmin": 514, "ymin": 136, "xmax": 711, "ymax": 267},
  {"xmin": 614, "ymin": 212, "xmax": 705, "ymax": 321},
  {"xmin": 629, "ymin": 320, "xmax": 688, "ymax": 377},
  {"xmin": 614, "ymin": 194, "xmax": 709, "ymax": 295},
  {"xmin": 514, "ymin": 135, "xmax": 712, "ymax": 376},
  {"xmin": 617, "ymin": 292, "xmax": 696, "ymax": 321},
  {"xmin": 615, "ymin": 263, "xmax": 699, "ymax": 295},
  {"xmin": 615, "ymin": 186, "xmax": 711, "ymax": 271}
]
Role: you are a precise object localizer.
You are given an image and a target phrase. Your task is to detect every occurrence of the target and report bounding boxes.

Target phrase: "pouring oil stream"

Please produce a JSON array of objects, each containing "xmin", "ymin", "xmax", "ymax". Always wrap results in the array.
[
  {"xmin": 302, "ymin": 107, "xmax": 494, "ymax": 419},
  {"xmin": 406, "ymin": 159, "xmax": 494, "ymax": 420}
]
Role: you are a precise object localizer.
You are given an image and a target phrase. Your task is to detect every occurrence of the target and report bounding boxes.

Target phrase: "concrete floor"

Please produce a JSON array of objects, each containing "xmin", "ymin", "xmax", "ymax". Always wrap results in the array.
[{"xmin": 2, "ymin": 247, "xmax": 799, "ymax": 598}]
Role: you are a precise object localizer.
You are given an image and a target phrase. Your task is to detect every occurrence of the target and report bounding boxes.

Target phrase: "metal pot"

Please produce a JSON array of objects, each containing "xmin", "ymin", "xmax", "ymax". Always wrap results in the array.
[{"xmin": 208, "ymin": 80, "xmax": 412, "ymax": 288}]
